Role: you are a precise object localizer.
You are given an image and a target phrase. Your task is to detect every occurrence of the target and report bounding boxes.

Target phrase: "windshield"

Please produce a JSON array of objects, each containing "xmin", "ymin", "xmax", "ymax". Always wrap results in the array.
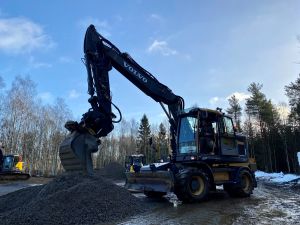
[
  {"xmin": 178, "ymin": 116, "xmax": 197, "ymax": 154},
  {"xmin": 3, "ymin": 156, "xmax": 14, "ymax": 169}
]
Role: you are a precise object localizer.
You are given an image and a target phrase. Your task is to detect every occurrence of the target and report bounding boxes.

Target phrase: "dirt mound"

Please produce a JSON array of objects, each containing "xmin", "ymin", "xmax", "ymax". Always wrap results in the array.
[
  {"xmin": 99, "ymin": 162, "xmax": 126, "ymax": 180},
  {"xmin": 0, "ymin": 172, "xmax": 146, "ymax": 225}
]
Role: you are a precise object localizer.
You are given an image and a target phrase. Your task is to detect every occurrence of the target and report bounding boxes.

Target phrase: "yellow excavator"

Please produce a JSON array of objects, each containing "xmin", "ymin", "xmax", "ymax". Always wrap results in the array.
[
  {"xmin": 0, "ymin": 153, "xmax": 30, "ymax": 181},
  {"xmin": 125, "ymin": 154, "xmax": 146, "ymax": 173}
]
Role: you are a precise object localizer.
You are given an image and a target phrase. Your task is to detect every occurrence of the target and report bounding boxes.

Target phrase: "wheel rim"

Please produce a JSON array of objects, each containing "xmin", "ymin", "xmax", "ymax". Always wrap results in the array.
[
  {"xmin": 190, "ymin": 176, "xmax": 204, "ymax": 196},
  {"xmin": 241, "ymin": 174, "xmax": 250, "ymax": 192}
]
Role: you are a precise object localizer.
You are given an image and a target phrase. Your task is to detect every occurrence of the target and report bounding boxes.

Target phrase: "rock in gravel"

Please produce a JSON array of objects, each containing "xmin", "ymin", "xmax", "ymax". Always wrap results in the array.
[{"xmin": 0, "ymin": 172, "xmax": 147, "ymax": 225}]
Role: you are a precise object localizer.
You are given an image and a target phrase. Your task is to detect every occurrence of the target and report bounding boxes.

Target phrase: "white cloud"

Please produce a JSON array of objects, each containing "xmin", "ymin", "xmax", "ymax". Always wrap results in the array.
[
  {"xmin": 68, "ymin": 89, "xmax": 81, "ymax": 99},
  {"xmin": 226, "ymin": 92, "xmax": 250, "ymax": 102},
  {"xmin": 78, "ymin": 17, "xmax": 111, "ymax": 37},
  {"xmin": 150, "ymin": 14, "xmax": 162, "ymax": 20},
  {"xmin": 0, "ymin": 17, "xmax": 55, "ymax": 54},
  {"xmin": 209, "ymin": 97, "xmax": 220, "ymax": 105},
  {"xmin": 209, "ymin": 92, "xmax": 250, "ymax": 108},
  {"xmin": 28, "ymin": 56, "xmax": 52, "ymax": 69},
  {"xmin": 147, "ymin": 40, "xmax": 177, "ymax": 56},
  {"xmin": 37, "ymin": 92, "xmax": 54, "ymax": 103},
  {"xmin": 149, "ymin": 14, "xmax": 164, "ymax": 23}
]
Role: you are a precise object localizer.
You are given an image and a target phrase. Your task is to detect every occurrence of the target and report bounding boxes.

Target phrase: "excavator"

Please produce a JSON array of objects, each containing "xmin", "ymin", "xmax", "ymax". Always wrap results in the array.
[
  {"xmin": 125, "ymin": 154, "xmax": 146, "ymax": 173},
  {"xmin": 0, "ymin": 154, "xmax": 30, "ymax": 180},
  {"xmin": 59, "ymin": 25, "xmax": 257, "ymax": 202}
]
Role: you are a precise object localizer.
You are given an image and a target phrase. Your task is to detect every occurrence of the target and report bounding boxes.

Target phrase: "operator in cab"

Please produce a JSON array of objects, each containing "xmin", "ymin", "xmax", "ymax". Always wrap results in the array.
[{"xmin": 199, "ymin": 120, "xmax": 215, "ymax": 155}]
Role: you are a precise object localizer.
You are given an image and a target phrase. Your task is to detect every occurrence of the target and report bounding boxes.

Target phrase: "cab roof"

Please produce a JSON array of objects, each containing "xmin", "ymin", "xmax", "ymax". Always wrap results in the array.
[{"xmin": 182, "ymin": 107, "xmax": 224, "ymax": 116}]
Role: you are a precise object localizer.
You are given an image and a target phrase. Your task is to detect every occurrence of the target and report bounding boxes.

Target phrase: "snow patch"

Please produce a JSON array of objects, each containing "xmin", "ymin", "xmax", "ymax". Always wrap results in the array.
[
  {"xmin": 255, "ymin": 170, "xmax": 300, "ymax": 183},
  {"xmin": 297, "ymin": 152, "xmax": 300, "ymax": 166}
]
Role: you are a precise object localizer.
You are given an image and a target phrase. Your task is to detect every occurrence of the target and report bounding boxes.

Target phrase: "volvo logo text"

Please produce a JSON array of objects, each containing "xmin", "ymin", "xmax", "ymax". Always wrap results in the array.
[{"xmin": 124, "ymin": 61, "xmax": 147, "ymax": 83}]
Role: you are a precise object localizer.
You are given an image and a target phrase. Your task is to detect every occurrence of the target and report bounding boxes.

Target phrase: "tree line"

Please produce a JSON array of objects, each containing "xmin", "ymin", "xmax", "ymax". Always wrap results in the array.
[
  {"xmin": 0, "ymin": 75, "xmax": 169, "ymax": 175},
  {"xmin": 227, "ymin": 76, "xmax": 300, "ymax": 174},
  {"xmin": 0, "ymin": 75, "xmax": 299, "ymax": 175},
  {"xmin": 0, "ymin": 76, "xmax": 71, "ymax": 176}
]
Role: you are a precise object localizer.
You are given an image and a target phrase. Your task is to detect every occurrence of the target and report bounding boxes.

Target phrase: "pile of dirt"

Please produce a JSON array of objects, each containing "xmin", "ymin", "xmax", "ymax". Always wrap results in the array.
[
  {"xmin": 98, "ymin": 162, "xmax": 126, "ymax": 180},
  {"xmin": 0, "ymin": 172, "xmax": 147, "ymax": 225}
]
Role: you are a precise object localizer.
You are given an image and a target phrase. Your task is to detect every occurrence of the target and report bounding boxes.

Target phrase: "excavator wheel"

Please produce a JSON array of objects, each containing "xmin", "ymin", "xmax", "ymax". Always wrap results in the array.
[
  {"xmin": 174, "ymin": 169, "xmax": 209, "ymax": 203},
  {"xmin": 224, "ymin": 170, "xmax": 254, "ymax": 197},
  {"xmin": 144, "ymin": 191, "xmax": 166, "ymax": 198}
]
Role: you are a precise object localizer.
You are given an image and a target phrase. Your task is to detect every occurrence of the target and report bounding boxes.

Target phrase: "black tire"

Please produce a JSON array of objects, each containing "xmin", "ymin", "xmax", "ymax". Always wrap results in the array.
[
  {"xmin": 144, "ymin": 191, "xmax": 166, "ymax": 198},
  {"xmin": 174, "ymin": 169, "xmax": 210, "ymax": 203},
  {"xmin": 224, "ymin": 170, "xmax": 254, "ymax": 197}
]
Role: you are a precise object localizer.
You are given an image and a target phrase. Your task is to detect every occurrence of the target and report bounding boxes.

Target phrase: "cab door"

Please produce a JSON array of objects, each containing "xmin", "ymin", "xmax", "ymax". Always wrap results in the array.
[{"xmin": 219, "ymin": 116, "xmax": 239, "ymax": 156}]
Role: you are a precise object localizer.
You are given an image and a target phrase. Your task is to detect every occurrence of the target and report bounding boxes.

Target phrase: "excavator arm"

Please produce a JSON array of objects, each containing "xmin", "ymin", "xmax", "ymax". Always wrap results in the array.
[{"xmin": 59, "ymin": 25, "xmax": 184, "ymax": 174}]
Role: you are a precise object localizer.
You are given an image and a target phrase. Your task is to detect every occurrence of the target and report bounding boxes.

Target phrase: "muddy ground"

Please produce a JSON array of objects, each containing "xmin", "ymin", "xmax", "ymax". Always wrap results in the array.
[
  {"xmin": 1, "ymin": 177, "xmax": 299, "ymax": 225},
  {"xmin": 121, "ymin": 182, "xmax": 300, "ymax": 225}
]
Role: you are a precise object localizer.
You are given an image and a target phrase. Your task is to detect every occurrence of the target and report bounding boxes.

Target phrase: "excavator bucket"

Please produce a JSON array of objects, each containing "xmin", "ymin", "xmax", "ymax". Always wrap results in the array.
[
  {"xmin": 125, "ymin": 170, "xmax": 174, "ymax": 193},
  {"xmin": 59, "ymin": 131, "xmax": 98, "ymax": 175}
]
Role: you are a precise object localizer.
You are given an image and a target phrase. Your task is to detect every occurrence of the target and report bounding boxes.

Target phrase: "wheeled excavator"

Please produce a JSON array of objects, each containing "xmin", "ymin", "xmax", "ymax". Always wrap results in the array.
[{"xmin": 59, "ymin": 25, "xmax": 257, "ymax": 202}]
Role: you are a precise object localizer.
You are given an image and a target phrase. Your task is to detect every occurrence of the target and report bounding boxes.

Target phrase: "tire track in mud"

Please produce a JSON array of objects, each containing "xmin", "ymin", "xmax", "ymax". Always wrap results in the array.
[
  {"xmin": 234, "ymin": 183, "xmax": 300, "ymax": 225},
  {"xmin": 121, "ymin": 183, "xmax": 300, "ymax": 225}
]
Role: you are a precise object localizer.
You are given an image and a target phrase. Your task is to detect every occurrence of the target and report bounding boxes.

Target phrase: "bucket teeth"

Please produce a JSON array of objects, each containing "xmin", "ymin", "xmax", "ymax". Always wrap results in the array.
[
  {"xmin": 59, "ymin": 149, "xmax": 84, "ymax": 171},
  {"xmin": 59, "ymin": 131, "xmax": 98, "ymax": 175}
]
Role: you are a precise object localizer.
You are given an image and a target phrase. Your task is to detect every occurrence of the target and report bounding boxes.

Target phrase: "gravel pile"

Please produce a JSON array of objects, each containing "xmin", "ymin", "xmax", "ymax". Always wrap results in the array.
[
  {"xmin": 0, "ymin": 172, "xmax": 146, "ymax": 225},
  {"xmin": 98, "ymin": 162, "xmax": 126, "ymax": 180}
]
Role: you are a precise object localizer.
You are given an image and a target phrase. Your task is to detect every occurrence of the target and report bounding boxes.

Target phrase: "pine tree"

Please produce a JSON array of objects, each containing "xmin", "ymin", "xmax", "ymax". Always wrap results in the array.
[
  {"xmin": 245, "ymin": 83, "xmax": 279, "ymax": 172},
  {"xmin": 138, "ymin": 114, "xmax": 151, "ymax": 162},
  {"xmin": 226, "ymin": 95, "xmax": 242, "ymax": 131},
  {"xmin": 285, "ymin": 75, "xmax": 300, "ymax": 173},
  {"xmin": 157, "ymin": 123, "xmax": 169, "ymax": 161},
  {"xmin": 285, "ymin": 74, "xmax": 300, "ymax": 125}
]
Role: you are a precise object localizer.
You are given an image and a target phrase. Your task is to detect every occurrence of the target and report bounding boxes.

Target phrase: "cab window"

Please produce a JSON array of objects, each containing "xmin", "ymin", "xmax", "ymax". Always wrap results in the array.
[
  {"xmin": 223, "ymin": 117, "xmax": 235, "ymax": 135},
  {"xmin": 178, "ymin": 116, "xmax": 197, "ymax": 154}
]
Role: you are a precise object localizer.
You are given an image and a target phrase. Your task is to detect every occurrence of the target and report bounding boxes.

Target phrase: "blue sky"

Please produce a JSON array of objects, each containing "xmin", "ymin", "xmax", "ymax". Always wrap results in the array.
[{"xmin": 0, "ymin": 1, "xmax": 299, "ymax": 124}]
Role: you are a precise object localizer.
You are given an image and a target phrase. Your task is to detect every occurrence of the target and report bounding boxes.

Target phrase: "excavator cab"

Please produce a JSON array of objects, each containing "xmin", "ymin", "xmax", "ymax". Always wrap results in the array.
[
  {"xmin": 176, "ymin": 108, "xmax": 248, "ymax": 160},
  {"xmin": 125, "ymin": 154, "xmax": 146, "ymax": 173}
]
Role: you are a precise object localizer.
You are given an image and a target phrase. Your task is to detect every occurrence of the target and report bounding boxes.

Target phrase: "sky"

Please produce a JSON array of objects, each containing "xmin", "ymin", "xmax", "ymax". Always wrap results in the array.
[{"xmin": 0, "ymin": 0, "xmax": 299, "ymax": 124}]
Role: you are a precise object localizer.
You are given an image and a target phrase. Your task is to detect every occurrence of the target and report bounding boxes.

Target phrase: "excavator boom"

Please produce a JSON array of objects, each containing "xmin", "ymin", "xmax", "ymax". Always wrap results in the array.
[{"xmin": 59, "ymin": 25, "xmax": 183, "ymax": 174}]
